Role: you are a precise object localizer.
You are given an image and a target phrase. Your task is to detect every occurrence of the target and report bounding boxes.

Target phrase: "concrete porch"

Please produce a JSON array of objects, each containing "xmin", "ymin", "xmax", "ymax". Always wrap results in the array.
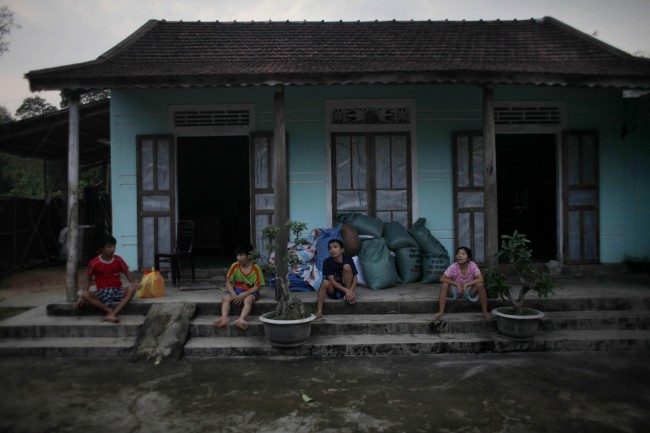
[{"xmin": 1, "ymin": 268, "xmax": 649, "ymax": 358}]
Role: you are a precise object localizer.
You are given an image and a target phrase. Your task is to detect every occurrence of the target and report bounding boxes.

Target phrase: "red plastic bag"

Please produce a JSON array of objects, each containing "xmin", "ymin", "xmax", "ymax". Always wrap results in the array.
[{"xmin": 137, "ymin": 268, "xmax": 165, "ymax": 298}]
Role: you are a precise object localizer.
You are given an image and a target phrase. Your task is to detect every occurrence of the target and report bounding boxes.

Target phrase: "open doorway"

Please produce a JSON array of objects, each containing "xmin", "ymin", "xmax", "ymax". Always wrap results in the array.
[
  {"xmin": 177, "ymin": 136, "xmax": 250, "ymax": 267},
  {"xmin": 496, "ymin": 134, "xmax": 557, "ymax": 261}
]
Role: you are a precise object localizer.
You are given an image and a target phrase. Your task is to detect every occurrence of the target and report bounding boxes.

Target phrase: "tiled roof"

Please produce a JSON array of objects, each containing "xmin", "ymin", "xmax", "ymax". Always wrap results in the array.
[{"xmin": 27, "ymin": 17, "xmax": 650, "ymax": 90}]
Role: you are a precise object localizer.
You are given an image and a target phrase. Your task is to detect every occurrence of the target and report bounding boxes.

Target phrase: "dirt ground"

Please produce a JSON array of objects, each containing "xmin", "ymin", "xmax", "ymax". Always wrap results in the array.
[{"xmin": 0, "ymin": 265, "xmax": 79, "ymax": 300}]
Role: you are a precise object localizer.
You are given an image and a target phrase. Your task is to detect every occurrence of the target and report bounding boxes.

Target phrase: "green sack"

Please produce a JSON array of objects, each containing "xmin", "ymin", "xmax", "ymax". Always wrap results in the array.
[
  {"xmin": 358, "ymin": 238, "xmax": 397, "ymax": 290},
  {"xmin": 337, "ymin": 213, "xmax": 384, "ymax": 238},
  {"xmin": 383, "ymin": 221, "xmax": 418, "ymax": 251},
  {"xmin": 395, "ymin": 247, "xmax": 422, "ymax": 283},
  {"xmin": 421, "ymin": 253, "xmax": 450, "ymax": 284},
  {"xmin": 408, "ymin": 218, "xmax": 449, "ymax": 256}
]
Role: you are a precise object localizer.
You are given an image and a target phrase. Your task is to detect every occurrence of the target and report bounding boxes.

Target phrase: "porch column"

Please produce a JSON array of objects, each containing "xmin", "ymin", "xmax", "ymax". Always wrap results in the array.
[
  {"xmin": 273, "ymin": 86, "xmax": 289, "ymax": 300},
  {"xmin": 65, "ymin": 91, "xmax": 81, "ymax": 302},
  {"xmin": 482, "ymin": 85, "xmax": 498, "ymax": 268}
]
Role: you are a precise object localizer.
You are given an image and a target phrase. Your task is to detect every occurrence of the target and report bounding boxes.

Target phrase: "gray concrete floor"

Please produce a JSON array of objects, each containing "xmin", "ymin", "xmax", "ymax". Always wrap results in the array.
[{"xmin": 1, "ymin": 352, "xmax": 649, "ymax": 433}]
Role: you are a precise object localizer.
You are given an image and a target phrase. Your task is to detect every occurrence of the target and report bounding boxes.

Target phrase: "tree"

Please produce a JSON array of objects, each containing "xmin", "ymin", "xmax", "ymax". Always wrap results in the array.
[
  {"xmin": 0, "ymin": 5, "xmax": 20, "ymax": 56},
  {"xmin": 15, "ymin": 95, "xmax": 57, "ymax": 120},
  {"xmin": 0, "ymin": 105, "xmax": 13, "ymax": 123},
  {"xmin": 59, "ymin": 89, "xmax": 111, "ymax": 108},
  {"xmin": 0, "ymin": 153, "xmax": 46, "ymax": 198}
]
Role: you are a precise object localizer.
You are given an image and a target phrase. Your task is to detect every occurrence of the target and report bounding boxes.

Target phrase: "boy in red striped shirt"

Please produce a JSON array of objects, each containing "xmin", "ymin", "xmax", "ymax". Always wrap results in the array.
[{"xmin": 76, "ymin": 235, "xmax": 137, "ymax": 323}]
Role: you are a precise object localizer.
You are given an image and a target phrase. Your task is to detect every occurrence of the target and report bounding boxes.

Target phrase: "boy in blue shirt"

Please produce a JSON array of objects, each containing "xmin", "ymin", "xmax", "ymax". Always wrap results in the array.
[{"xmin": 316, "ymin": 239, "xmax": 358, "ymax": 319}]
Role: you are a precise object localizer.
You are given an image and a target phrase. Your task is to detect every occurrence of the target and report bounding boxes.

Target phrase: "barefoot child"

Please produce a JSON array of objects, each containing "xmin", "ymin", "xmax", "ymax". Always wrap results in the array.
[
  {"xmin": 433, "ymin": 246, "xmax": 493, "ymax": 320},
  {"xmin": 76, "ymin": 234, "xmax": 137, "ymax": 324},
  {"xmin": 316, "ymin": 239, "xmax": 358, "ymax": 319},
  {"xmin": 214, "ymin": 243, "xmax": 265, "ymax": 331}
]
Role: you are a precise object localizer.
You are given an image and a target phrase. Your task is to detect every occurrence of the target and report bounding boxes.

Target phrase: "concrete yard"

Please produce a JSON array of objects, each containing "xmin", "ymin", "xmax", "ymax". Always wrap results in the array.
[
  {"xmin": 1, "ymin": 352, "xmax": 649, "ymax": 433},
  {"xmin": 1, "ymin": 267, "xmax": 650, "ymax": 431}
]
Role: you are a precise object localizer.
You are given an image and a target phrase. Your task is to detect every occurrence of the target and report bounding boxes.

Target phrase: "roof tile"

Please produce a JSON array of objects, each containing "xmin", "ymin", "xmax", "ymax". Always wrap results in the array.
[{"xmin": 27, "ymin": 18, "xmax": 650, "ymax": 90}]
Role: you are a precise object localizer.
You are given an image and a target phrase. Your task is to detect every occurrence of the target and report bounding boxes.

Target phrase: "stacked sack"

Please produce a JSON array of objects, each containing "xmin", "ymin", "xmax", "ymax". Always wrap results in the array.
[
  {"xmin": 337, "ymin": 213, "xmax": 400, "ymax": 290},
  {"xmin": 408, "ymin": 218, "xmax": 450, "ymax": 283},
  {"xmin": 335, "ymin": 213, "xmax": 450, "ymax": 288},
  {"xmin": 383, "ymin": 221, "xmax": 421, "ymax": 283}
]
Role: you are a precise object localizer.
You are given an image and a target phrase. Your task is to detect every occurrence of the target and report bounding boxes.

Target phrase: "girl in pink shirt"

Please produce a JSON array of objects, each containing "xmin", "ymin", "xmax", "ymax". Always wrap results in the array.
[{"xmin": 433, "ymin": 246, "xmax": 492, "ymax": 320}]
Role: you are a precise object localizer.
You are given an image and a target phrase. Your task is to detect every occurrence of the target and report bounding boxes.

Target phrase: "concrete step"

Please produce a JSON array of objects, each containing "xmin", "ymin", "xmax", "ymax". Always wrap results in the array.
[
  {"xmin": 0, "ymin": 307, "xmax": 145, "ymax": 338},
  {"xmin": 190, "ymin": 310, "xmax": 650, "ymax": 338},
  {"xmin": 183, "ymin": 330, "xmax": 650, "ymax": 357},
  {"xmin": 0, "ymin": 337, "xmax": 136, "ymax": 357},
  {"xmin": 46, "ymin": 302, "xmax": 152, "ymax": 316},
  {"xmin": 540, "ymin": 310, "xmax": 650, "ymax": 331},
  {"xmin": 43, "ymin": 294, "xmax": 650, "ymax": 317},
  {"xmin": 191, "ymin": 314, "xmax": 496, "ymax": 338},
  {"xmin": 3, "ymin": 291, "xmax": 649, "ymax": 358}
]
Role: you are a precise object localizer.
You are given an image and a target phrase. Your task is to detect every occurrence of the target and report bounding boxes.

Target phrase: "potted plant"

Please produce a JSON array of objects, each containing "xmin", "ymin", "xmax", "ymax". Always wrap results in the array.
[
  {"xmin": 483, "ymin": 268, "xmax": 510, "ymax": 299},
  {"xmin": 252, "ymin": 221, "xmax": 316, "ymax": 348},
  {"xmin": 489, "ymin": 231, "xmax": 558, "ymax": 340}
]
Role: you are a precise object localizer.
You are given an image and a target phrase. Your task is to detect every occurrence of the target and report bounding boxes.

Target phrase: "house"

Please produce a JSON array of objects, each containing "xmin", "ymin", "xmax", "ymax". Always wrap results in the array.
[{"xmin": 26, "ymin": 17, "xmax": 650, "ymax": 274}]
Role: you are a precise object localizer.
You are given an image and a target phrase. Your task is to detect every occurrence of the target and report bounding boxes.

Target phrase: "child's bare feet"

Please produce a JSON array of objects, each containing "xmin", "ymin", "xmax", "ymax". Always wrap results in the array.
[
  {"xmin": 73, "ymin": 299, "xmax": 84, "ymax": 310},
  {"xmin": 315, "ymin": 311, "xmax": 323, "ymax": 319},
  {"xmin": 234, "ymin": 319, "xmax": 249, "ymax": 331},
  {"xmin": 214, "ymin": 317, "xmax": 230, "ymax": 328},
  {"xmin": 101, "ymin": 315, "xmax": 120, "ymax": 324},
  {"xmin": 432, "ymin": 312, "xmax": 444, "ymax": 319},
  {"xmin": 483, "ymin": 312, "xmax": 494, "ymax": 320}
]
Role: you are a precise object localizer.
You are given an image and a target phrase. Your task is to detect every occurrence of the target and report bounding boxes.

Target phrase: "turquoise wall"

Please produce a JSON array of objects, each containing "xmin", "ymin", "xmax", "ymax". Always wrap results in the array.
[
  {"xmin": 111, "ymin": 85, "xmax": 649, "ymax": 268},
  {"xmin": 110, "ymin": 87, "xmax": 276, "ymax": 267},
  {"xmin": 623, "ymin": 97, "xmax": 650, "ymax": 262}
]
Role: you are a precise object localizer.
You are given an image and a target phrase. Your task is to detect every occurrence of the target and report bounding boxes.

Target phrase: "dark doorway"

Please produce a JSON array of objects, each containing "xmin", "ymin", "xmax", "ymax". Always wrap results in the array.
[
  {"xmin": 177, "ymin": 136, "xmax": 250, "ymax": 262},
  {"xmin": 496, "ymin": 134, "xmax": 557, "ymax": 261}
]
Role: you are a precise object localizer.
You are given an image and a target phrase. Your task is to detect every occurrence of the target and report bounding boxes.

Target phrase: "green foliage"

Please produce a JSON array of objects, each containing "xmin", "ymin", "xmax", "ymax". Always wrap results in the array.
[
  {"xmin": 484, "ymin": 268, "xmax": 511, "ymax": 299},
  {"xmin": 59, "ymin": 90, "xmax": 110, "ymax": 109},
  {"xmin": 0, "ymin": 154, "xmax": 101, "ymax": 199},
  {"xmin": 0, "ymin": 155, "xmax": 11, "ymax": 194},
  {"xmin": 0, "ymin": 5, "xmax": 20, "ymax": 56},
  {"xmin": 78, "ymin": 164, "xmax": 104, "ymax": 190},
  {"xmin": 261, "ymin": 224, "xmax": 280, "ymax": 251},
  {"xmin": 259, "ymin": 220, "xmax": 312, "ymax": 320},
  {"xmin": 15, "ymin": 96, "xmax": 57, "ymax": 120},
  {"xmin": 0, "ymin": 154, "xmax": 46, "ymax": 198},
  {"xmin": 489, "ymin": 230, "xmax": 558, "ymax": 314},
  {"xmin": 0, "ymin": 105, "xmax": 14, "ymax": 123},
  {"xmin": 249, "ymin": 249, "xmax": 261, "ymax": 262},
  {"xmin": 286, "ymin": 220, "xmax": 308, "ymax": 241}
]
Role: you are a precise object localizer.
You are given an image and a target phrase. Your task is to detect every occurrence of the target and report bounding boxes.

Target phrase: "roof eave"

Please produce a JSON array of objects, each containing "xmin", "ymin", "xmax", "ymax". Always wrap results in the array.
[{"xmin": 26, "ymin": 70, "xmax": 650, "ymax": 92}]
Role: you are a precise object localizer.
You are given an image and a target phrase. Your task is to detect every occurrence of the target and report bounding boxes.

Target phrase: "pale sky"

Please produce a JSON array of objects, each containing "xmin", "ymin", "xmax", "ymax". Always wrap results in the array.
[{"xmin": 1, "ymin": 0, "xmax": 649, "ymax": 113}]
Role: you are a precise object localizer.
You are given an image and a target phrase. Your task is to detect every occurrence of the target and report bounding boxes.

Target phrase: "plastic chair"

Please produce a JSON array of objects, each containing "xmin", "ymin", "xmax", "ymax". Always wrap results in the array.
[{"xmin": 155, "ymin": 220, "xmax": 196, "ymax": 285}]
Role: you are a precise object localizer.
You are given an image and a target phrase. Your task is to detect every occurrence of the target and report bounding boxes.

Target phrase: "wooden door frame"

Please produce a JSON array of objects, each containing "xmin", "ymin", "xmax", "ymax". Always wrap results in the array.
[
  {"xmin": 562, "ymin": 130, "xmax": 600, "ymax": 264},
  {"xmin": 136, "ymin": 134, "xmax": 176, "ymax": 270},
  {"xmin": 250, "ymin": 132, "xmax": 274, "ymax": 255},
  {"xmin": 452, "ymin": 130, "xmax": 486, "ymax": 265}
]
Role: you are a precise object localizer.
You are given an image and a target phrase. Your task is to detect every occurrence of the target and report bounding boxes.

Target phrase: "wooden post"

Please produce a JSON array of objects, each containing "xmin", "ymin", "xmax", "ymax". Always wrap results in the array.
[
  {"xmin": 273, "ymin": 87, "xmax": 289, "ymax": 300},
  {"xmin": 66, "ymin": 92, "xmax": 81, "ymax": 302},
  {"xmin": 482, "ymin": 85, "xmax": 498, "ymax": 269}
]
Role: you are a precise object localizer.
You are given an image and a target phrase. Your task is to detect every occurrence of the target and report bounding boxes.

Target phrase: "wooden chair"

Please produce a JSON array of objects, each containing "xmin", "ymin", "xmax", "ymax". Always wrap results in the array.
[{"xmin": 155, "ymin": 220, "xmax": 196, "ymax": 285}]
